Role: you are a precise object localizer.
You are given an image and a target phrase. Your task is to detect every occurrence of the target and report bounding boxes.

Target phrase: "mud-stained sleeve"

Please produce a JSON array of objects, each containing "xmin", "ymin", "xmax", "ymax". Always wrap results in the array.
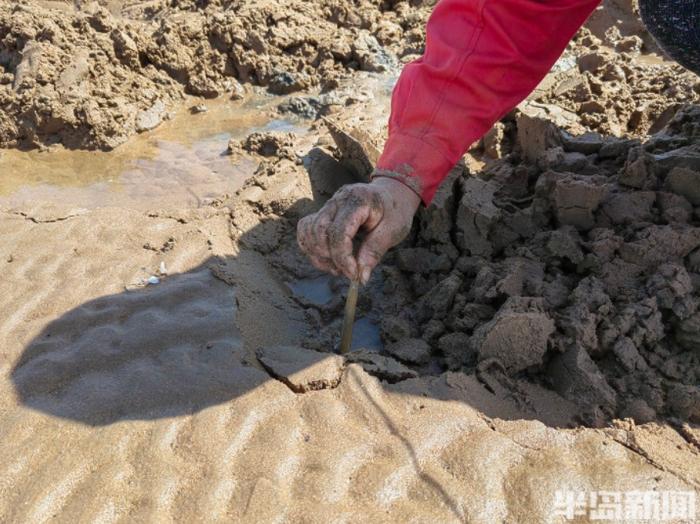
[{"xmin": 377, "ymin": 0, "xmax": 601, "ymax": 205}]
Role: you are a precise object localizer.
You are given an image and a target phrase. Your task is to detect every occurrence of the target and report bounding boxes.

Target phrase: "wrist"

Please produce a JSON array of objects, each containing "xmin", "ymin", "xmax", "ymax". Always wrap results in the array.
[{"xmin": 370, "ymin": 173, "xmax": 422, "ymax": 212}]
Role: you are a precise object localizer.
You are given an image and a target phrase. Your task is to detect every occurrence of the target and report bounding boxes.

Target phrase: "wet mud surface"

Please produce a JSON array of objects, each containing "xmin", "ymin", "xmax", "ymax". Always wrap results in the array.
[{"xmin": 0, "ymin": 94, "xmax": 302, "ymax": 210}]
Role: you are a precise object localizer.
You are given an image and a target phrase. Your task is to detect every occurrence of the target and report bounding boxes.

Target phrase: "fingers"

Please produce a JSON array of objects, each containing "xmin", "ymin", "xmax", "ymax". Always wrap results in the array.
[
  {"xmin": 297, "ymin": 185, "xmax": 386, "ymax": 280},
  {"xmin": 310, "ymin": 199, "xmax": 337, "ymax": 261},
  {"xmin": 356, "ymin": 230, "xmax": 390, "ymax": 285},
  {"xmin": 297, "ymin": 200, "xmax": 340, "ymax": 275},
  {"xmin": 298, "ymin": 221, "xmax": 338, "ymax": 275},
  {"xmin": 356, "ymin": 219, "xmax": 411, "ymax": 285},
  {"xmin": 327, "ymin": 200, "xmax": 371, "ymax": 280}
]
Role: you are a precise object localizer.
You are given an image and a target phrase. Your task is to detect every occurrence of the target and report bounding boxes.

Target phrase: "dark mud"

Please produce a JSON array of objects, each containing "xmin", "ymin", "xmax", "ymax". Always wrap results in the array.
[{"xmin": 240, "ymin": 102, "xmax": 700, "ymax": 429}]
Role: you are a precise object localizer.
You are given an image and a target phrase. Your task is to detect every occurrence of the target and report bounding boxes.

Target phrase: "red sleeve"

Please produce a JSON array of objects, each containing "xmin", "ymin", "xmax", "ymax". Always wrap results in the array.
[{"xmin": 375, "ymin": 0, "xmax": 601, "ymax": 204}]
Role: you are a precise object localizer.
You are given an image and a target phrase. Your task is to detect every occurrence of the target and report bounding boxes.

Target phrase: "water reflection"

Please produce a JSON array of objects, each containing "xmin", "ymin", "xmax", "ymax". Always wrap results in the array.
[
  {"xmin": 0, "ymin": 94, "xmax": 304, "ymax": 210},
  {"xmin": 287, "ymin": 276, "xmax": 334, "ymax": 306},
  {"xmin": 351, "ymin": 317, "xmax": 382, "ymax": 351}
]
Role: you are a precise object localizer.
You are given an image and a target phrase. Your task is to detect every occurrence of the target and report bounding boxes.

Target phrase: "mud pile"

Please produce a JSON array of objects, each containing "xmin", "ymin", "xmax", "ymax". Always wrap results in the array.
[
  {"xmin": 536, "ymin": 26, "xmax": 700, "ymax": 137},
  {"xmin": 0, "ymin": 0, "xmax": 428, "ymax": 150},
  {"xmin": 231, "ymin": 101, "xmax": 700, "ymax": 430},
  {"xmin": 376, "ymin": 104, "xmax": 700, "ymax": 426},
  {"xmin": 0, "ymin": 1, "xmax": 183, "ymax": 150}
]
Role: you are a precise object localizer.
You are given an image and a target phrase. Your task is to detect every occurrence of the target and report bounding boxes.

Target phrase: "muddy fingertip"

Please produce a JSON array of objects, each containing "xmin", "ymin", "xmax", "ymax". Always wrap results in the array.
[{"xmin": 360, "ymin": 266, "xmax": 371, "ymax": 285}]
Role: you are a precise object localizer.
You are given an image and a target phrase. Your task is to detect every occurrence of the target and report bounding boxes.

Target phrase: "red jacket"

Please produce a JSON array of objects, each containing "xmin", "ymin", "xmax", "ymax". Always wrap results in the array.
[{"xmin": 376, "ymin": 0, "xmax": 601, "ymax": 204}]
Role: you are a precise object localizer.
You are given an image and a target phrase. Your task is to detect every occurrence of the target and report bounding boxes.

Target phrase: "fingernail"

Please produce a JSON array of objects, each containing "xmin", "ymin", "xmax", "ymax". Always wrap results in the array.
[{"xmin": 361, "ymin": 266, "xmax": 371, "ymax": 285}]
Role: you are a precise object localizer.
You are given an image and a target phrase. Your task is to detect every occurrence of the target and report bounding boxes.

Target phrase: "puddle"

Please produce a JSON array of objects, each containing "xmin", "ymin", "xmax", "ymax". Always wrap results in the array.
[
  {"xmin": 634, "ymin": 52, "xmax": 673, "ymax": 66},
  {"xmin": 257, "ymin": 119, "xmax": 301, "ymax": 134},
  {"xmin": 552, "ymin": 54, "xmax": 577, "ymax": 73},
  {"xmin": 351, "ymin": 317, "xmax": 382, "ymax": 352},
  {"xmin": 0, "ymin": 94, "xmax": 305, "ymax": 211},
  {"xmin": 287, "ymin": 274, "xmax": 383, "ymax": 352},
  {"xmin": 0, "ymin": 72, "xmax": 399, "ymax": 213},
  {"xmin": 287, "ymin": 276, "xmax": 334, "ymax": 306}
]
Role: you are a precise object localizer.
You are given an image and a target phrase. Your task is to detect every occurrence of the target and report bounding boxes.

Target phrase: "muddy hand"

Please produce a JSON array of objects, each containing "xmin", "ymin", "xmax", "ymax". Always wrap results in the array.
[{"xmin": 297, "ymin": 177, "xmax": 421, "ymax": 284}]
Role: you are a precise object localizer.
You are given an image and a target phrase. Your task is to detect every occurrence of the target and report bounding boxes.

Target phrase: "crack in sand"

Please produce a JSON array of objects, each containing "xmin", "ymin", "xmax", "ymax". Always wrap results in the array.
[
  {"xmin": 7, "ymin": 210, "xmax": 84, "ymax": 223},
  {"xmin": 610, "ymin": 431, "xmax": 700, "ymax": 489},
  {"xmin": 479, "ymin": 413, "xmax": 698, "ymax": 486},
  {"xmin": 145, "ymin": 211, "xmax": 188, "ymax": 224},
  {"xmin": 256, "ymin": 356, "xmax": 346, "ymax": 394},
  {"xmin": 476, "ymin": 412, "xmax": 545, "ymax": 452}
]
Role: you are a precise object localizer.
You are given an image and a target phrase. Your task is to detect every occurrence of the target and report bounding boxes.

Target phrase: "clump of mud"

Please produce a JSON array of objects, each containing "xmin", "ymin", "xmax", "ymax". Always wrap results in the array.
[
  {"xmin": 236, "ymin": 100, "xmax": 700, "ymax": 429},
  {"xmin": 378, "ymin": 104, "xmax": 700, "ymax": 426},
  {"xmin": 0, "ymin": 0, "xmax": 428, "ymax": 150},
  {"xmin": 536, "ymin": 27, "xmax": 700, "ymax": 137},
  {"xmin": 228, "ymin": 131, "xmax": 296, "ymax": 159}
]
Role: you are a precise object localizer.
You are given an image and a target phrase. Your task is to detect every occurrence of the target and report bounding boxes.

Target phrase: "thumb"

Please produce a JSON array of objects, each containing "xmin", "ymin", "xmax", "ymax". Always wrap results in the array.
[{"xmin": 356, "ymin": 230, "xmax": 390, "ymax": 285}]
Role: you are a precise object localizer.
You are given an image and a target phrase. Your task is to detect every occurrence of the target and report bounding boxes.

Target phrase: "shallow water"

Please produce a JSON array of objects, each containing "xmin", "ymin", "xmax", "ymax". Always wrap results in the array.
[
  {"xmin": 351, "ymin": 317, "xmax": 382, "ymax": 351},
  {"xmin": 287, "ymin": 274, "xmax": 383, "ymax": 351},
  {"xmin": 287, "ymin": 276, "xmax": 334, "ymax": 306},
  {"xmin": 0, "ymin": 94, "xmax": 304, "ymax": 211},
  {"xmin": 0, "ymin": 69, "xmax": 399, "ymax": 213}
]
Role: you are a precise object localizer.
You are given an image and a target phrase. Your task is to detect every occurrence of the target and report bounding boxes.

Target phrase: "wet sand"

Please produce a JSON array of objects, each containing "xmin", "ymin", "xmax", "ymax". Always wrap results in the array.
[{"xmin": 1, "ymin": 203, "xmax": 698, "ymax": 522}]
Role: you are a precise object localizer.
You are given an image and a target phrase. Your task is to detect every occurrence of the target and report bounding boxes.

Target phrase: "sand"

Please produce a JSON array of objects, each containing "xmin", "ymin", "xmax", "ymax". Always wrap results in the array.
[
  {"xmin": 1, "ymin": 0, "xmax": 699, "ymax": 522},
  {"xmin": 1, "ymin": 199, "xmax": 697, "ymax": 522}
]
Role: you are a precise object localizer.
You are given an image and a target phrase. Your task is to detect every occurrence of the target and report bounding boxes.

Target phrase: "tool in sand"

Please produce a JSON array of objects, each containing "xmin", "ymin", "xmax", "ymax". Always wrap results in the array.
[
  {"xmin": 323, "ymin": 118, "xmax": 378, "ymax": 354},
  {"xmin": 323, "ymin": 120, "xmax": 375, "ymax": 354},
  {"xmin": 339, "ymin": 278, "xmax": 359, "ymax": 354}
]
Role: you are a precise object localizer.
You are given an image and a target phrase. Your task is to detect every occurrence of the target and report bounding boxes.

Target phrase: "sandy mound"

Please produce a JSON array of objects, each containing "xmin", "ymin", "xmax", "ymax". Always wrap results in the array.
[
  {"xmin": 0, "ymin": 0, "xmax": 426, "ymax": 150},
  {"xmin": 537, "ymin": 27, "xmax": 699, "ymax": 137}
]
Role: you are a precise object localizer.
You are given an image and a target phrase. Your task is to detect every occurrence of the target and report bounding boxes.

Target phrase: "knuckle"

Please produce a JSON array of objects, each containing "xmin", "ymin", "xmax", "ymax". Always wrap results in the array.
[
  {"xmin": 302, "ymin": 218, "xmax": 317, "ymax": 238},
  {"xmin": 338, "ymin": 184, "xmax": 370, "ymax": 202},
  {"xmin": 297, "ymin": 218, "xmax": 310, "ymax": 235},
  {"xmin": 318, "ymin": 204, "xmax": 333, "ymax": 218},
  {"xmin": 327, "ymin": 224, "xmax": 345, "ymax": 246},
  {"xmin": 314, "ymin": 202, "xmax": 336, "ymax": 223},
  {"xmin": 345, "ymin": 191, "xmax": 368, "ymax": 208},
  {"xmin": 334, "ymin": 187, "xmax": 349, "ymax": 199},
  {"xmin": 312, "ymin": 220, "xmax": 330, "ymax": 243}
]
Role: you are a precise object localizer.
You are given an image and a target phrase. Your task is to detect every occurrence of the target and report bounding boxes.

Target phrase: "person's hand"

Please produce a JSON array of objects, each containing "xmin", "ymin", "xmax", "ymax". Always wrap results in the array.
[{"xmin": 297, "ymin": 176, "xmax": 421, "ymax": 284}]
